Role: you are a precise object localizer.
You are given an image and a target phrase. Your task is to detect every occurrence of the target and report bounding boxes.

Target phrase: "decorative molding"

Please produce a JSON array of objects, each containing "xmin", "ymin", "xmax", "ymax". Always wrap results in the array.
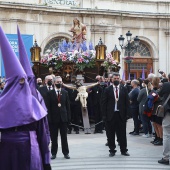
[{"xmin": 90, "ymin": 25, "xmax": 116, "ymax": 34}]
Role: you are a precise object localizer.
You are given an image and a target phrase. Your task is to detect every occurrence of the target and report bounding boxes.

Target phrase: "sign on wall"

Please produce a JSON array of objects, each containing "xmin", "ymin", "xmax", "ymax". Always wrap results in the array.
[
  {"xmin": 45, "ymin": 0, "xmax": 81, "ymax": 7},
  {"xmin": 0, "ymin": 34, "xmax": 33, "ymax": 77}
]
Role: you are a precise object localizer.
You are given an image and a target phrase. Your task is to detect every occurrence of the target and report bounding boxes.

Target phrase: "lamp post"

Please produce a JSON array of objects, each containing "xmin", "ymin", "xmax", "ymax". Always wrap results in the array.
[{"xmin": 118, "ymin": 31, "xmax": 140, "ymax": 80}]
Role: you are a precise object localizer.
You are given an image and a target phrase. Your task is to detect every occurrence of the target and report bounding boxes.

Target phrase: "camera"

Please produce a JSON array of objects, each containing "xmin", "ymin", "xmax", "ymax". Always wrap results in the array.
[
  {"xmin": 158, "ymin": 69, "xmax": 164, "ymax": 75},
  {"xmin": 160, "ymin": 78, "xmax": 168, "ymax": 83}
]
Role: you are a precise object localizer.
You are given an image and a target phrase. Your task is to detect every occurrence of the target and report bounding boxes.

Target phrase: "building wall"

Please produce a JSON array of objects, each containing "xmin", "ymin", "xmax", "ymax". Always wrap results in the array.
[{"xmin": 0, "ymin": 0, "xmax": 170, "ymax": 76}]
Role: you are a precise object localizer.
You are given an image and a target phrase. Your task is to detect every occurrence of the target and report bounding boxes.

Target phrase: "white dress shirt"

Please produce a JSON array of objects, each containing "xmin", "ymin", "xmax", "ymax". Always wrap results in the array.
[
  {"xmin": 55, "ymin": 88, "xmax": 61, "ymax": 96},
  {"xmin": 113, "ymin": 85, "xmax": 119, "ymax": 111}
]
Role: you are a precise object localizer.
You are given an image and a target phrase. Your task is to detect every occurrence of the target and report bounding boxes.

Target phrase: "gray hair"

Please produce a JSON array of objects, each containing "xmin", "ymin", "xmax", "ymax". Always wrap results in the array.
[
  {"xmin": 131, "ymin": 79, "xmax": 139, "ymax": 85},
  {"xmin": 148, "ymin": 73, "xmax": 156, "ymax": 79},
  {"xmin": 54, "ymin": 76, "xmax": 62, "ymax": 83},
  {"xmin": 45, "ymin": 75, "xmax": 53, "ymax": 81}
]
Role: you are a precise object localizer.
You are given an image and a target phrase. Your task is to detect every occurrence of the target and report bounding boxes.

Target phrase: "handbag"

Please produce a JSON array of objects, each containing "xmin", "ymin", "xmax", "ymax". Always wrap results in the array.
[{"xmin": 156, "ymin": 94, "xmax": 170, "ymax": 117}]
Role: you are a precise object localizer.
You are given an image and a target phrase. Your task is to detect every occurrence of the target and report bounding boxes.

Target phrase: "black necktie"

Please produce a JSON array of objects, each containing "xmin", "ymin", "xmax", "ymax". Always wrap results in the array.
[{"xmin": 48, "ymin": 87, "xmax": 51, "ymax": 91}]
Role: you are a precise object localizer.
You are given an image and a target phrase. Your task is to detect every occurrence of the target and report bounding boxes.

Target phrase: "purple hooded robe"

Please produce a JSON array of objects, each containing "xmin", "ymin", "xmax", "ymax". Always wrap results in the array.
[{"xmin": 0, "ymin": 26, "xmax": 50, "ymax": 170}]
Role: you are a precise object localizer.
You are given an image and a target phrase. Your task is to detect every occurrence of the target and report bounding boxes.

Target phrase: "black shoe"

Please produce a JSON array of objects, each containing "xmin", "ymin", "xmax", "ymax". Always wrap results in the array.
[
  {"xmin": 151, "ymin": 138, "xmax": 158, "ymax": 144},
  {"xmin": 129, "ymin": 131, "xmax": 134, "ymax": 134},
  {"xmin": 67, "ymin": 130, "xmax": 71, "ymax": 134},
  {"xmin": 75, "ymin": 131, "xmax": 79, "ymax": 134},
  {"xmin": 154, "ymin": 140, "xmax": 163, "ymax": 146},
  {"xmin": 98, "ymin": 130, "xmax": 103, "ymax": 134},
  {"xmin": 139, "ymin": 129, "xmax": 144, "ymax": 133},
  {"xmin": 64, "ymin": 154, "xmax": 70, "ymax": 159},
  {"xmin": 109, "ymin": 152, "xmax": 115, "ymax": 157},
  {"xmin": 158, "ymin": 158, "xmax": 169, "ymax": 165},
  {"xmin": 51, "ymin": 155, "xmax": 56, "ymax": 159},
  {"xmin": 121, "ymin": 152, "xmax": 130, "ymax": 156},
  {"xmin": 105, "ymin": 142, "xmax": 108, "ymax": 146},
  {"xmin": 131, "ymin": 132, "xmax": 139, "ymax": 135}
]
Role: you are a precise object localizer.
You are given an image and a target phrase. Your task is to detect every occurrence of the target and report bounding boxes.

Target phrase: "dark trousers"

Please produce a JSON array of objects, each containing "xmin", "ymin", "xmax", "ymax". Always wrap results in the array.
[
  {"xmin": 49, "ymin": 122, "xmax": 69, "ymax": 156},
  {"xmin": 141, "ymin": 113, "xmax": 152, "ymax": 134},
  {"xmin": 93, "ymin": 104, "xmax": 103, "ymax": 132},
  {"xmin": 68, "ymin": 104, "xmax": 81, "ymax": 131},
  {"xmin": 131, "ymin": 108, "xmax": 140, "ymax": 133},
  {"xmin": 106, "ymin": 111, "xmax": 128, "ymax": 153}
]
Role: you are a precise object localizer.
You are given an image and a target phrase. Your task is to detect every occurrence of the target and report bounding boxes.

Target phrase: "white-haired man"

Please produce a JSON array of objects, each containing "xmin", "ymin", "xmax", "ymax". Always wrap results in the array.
[
  {"xmin": 46, "ymin": 76, "xmax": 71, "ymax": 160},
  {"xmin": 39, "ymin": 75, "xmax": 54, "ymax": 107}
]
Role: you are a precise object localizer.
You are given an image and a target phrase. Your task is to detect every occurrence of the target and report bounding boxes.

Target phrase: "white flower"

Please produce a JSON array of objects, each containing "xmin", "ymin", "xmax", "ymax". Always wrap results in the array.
[{"xmin": 46, "ymin": 49, "xmax": 51, "ymax": 53}]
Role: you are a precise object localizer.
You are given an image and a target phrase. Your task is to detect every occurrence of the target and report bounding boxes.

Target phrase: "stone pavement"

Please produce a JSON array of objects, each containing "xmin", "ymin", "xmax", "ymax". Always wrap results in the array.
[{"xmin": 51, "ymin": 119, "xmax": 169, "ymax": 170}]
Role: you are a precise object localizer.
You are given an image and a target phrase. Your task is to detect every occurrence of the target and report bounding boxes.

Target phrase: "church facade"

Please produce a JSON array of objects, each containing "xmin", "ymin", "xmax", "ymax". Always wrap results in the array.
[{"xmin": 0, "ymin": 0, "xmax": 170, "ymax": 79}]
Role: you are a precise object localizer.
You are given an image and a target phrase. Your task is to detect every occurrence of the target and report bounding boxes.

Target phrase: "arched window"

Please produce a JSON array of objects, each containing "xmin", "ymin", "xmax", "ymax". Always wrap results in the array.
[
  {"xmin": 43, "ymin": 37, "xmax": 68, "ymax": 54},
  {"xmin": 124, "ymin": 42, "xmax": 151, "ymax": 57}
]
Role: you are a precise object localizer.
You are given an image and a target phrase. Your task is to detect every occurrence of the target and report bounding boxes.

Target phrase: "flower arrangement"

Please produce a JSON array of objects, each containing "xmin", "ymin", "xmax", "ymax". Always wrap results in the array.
[
  {"xmin": 41, "ymin": 40, "xmax": 96, "ymax": 71},
  {"xmin": 102, "ymin": 53, "xmax": 117, "ymax": 70}
]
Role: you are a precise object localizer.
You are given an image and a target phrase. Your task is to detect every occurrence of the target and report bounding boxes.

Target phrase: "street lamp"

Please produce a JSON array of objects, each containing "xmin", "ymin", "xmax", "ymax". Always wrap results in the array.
[{"xmin": 118, "ymin": 31, "xmax": 140, "ymax": 80}]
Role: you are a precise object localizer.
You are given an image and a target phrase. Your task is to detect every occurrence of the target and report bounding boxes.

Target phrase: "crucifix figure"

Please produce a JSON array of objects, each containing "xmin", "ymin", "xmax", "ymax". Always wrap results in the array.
[
  {"xmin": 63, "ymin": 81, "xmax": 99, "ymax": 109},
  {"xmin": 63, "ymin": 80, "xmax": 99, "ymax": 134}
]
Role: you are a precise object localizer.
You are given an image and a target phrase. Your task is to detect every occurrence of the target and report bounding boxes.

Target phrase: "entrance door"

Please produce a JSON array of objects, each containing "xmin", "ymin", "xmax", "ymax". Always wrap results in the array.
[{"xmin": 124, "ymin": 58, "xmax": 153, "ymax": 80}]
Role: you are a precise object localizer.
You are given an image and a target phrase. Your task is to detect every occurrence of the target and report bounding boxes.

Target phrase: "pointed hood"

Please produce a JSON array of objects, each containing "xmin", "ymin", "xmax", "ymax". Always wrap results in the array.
[
  {"xmin": 0, "ymin": 27, "xmax": 26, "ymax": 79},
  {"xmin": 122, "ymin": 70, "xmax": 125, "ymax": 81},
  {"xmin": 142, "ymin": 67, "xmax": 145, "ymax": 80},
  {"xmin": 17, "ymin": 26, "xmax": 34, "ymax": 77},
  {"xmin": 17, "ymin": 26, "xmax": 47, "ymax": 111},
  {"xmin": 0, "ymin": 26, "xmax": 46, "ymax": 128},
  {"xmin": 17, "ymin": 26, "xmax": 37, "ymax": 98}
]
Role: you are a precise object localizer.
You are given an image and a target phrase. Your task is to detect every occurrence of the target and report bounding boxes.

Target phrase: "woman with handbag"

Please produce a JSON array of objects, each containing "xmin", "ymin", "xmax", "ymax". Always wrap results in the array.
[{"xmin": 150, "ymin": 77, "xmax": 163, "ymax": 146}]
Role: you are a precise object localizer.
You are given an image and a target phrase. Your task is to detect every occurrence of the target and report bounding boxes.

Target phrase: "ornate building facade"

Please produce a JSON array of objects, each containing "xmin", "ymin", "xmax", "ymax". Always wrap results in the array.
[{"xmin": 0, "ymin": 0, "xmax": 170, "ymax": 79}]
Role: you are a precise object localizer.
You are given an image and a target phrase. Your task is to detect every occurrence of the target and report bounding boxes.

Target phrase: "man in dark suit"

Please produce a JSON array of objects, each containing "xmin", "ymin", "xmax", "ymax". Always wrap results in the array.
[
  {"xmin": 46, "ymin": 76, "xmax": 71, "ymax": 160},
  {"xmin": 91, "ymin": 76, "xmax": 104, "ymax": 133},
  {"xmin": 65, "ymin": 76, "xmax": 82, "ymax": 134},
  {"xmin": 38, "ymin": 75, "xmax": 54, "ymax": 107},
  {"xmin": 101, "ymin": 72, "xmax": 130, "ymax": 157},
  {"xmin": 129, "ymin": 80, "xmax": 140, "ymax": 135}
]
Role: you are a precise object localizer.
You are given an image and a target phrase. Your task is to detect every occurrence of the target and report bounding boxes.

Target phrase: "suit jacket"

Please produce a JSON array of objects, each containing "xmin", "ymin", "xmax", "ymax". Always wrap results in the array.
[
  {"xmin": 137, "ymin": 88, "xmax": 148, "ymax": 115},
  {"xmin": 91, "ymin": 85, "xmax": 103, "ymax": 105},
  {"xmin": 101, "ymin": 85, "xmax": 130, "ymax": 122},
  {"xmin": 46, "ymin": 89, "xmax": 71, "ymax": 123},
  {"xmin": 129, "ymin": 87, "xmax": 140, "ymax": 109},
  {"xmin": 65, "ymin": 88, "xmax": 80, "ymax": 106},
  {"xmin": 38, "ymin": 86, "xmax": 50, "ymax": 107}
]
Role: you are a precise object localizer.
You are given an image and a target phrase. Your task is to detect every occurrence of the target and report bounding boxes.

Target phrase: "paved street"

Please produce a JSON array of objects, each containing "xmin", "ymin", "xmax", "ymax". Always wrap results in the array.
[{"xmin": 51, "ymin": 119, "xmax": 169, "ymax": 170}]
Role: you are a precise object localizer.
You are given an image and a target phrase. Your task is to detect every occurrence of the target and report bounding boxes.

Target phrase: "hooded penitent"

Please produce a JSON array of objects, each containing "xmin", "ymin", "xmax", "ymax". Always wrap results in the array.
[
  {"xmin": 0, "ymin": 26, "xmax": 46, "ymax": 128},
  {"xmin": 17, "ymin": 26, "xmax": 47, "ymax": 111}
]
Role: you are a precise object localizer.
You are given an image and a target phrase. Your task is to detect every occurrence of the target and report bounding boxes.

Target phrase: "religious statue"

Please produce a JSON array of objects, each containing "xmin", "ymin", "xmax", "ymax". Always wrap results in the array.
[
  {"xmin": 63, "ymin": 81, "xmax": 99, "ymax": 108},
  {"xmin": 69, "ymin": 18, "xmax": 87, "ymax": 49}
]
